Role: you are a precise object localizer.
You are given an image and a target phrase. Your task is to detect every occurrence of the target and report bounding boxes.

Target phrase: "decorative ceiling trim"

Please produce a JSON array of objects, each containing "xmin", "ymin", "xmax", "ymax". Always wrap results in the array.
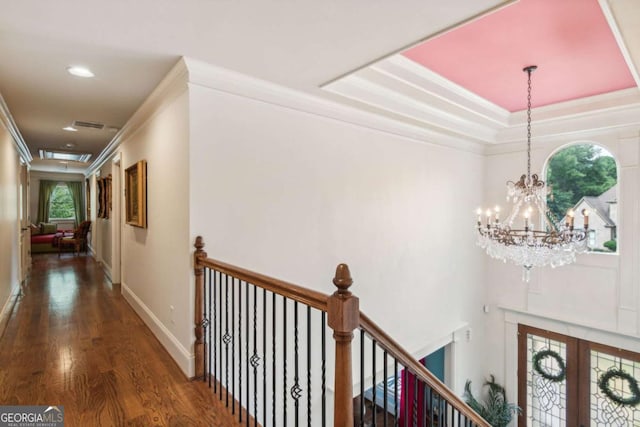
[
  {"xmin": 0, "ymin": 92, "xmax": 32, "ymax": 163},
  {"xmin": 323, "ymin": 52, "xmax": 640, "ymax": 147},
  {"xmin": 185, "ymin": 57, "xmax": 486, "ymax": 153},
  {"xmin": 85, "ymin": 58, "xmax": 189, "ymax": 176},
  {"xmin": 373, "ymin": 55, "xmax": 510, "ymax": 125},
  {"xmin": 324, "ymin": 74, "xmax": 498, "ymax": 143},
  {"xmin": 599, "ymin": 0, "xmax": 640, "ymax": 87}
]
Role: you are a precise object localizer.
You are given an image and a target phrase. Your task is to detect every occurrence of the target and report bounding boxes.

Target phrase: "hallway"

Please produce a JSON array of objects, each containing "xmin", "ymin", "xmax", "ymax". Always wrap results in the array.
[{"xmin": 0, "ymin": 253, "xmax": 238, "ymax": 426}]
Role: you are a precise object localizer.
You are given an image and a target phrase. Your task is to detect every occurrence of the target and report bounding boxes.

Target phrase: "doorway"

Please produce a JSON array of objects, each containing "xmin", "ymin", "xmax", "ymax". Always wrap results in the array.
[{"xmin": 518, "ymin": 324, "xmax": 640, "ymax": 426}]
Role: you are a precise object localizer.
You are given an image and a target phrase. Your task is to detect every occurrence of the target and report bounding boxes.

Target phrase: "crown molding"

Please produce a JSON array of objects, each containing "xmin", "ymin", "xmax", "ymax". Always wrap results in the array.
[
  {"xmin": 323, "ymin": 50, "xmax": 640, "ymax": 148},
  {"xmin": 498, "ymin": 90, "xmax": 640, "ymax": 144},
  {"xmin": 184, "ymin": 57, "xmax": 486, "ymax": 154},
  {"xmin": 86, "ymin": 58, "xmax": 189, "ymax": 176},
  {"xmin": 372, "ymin": 55, "xmax": 510, "ymax": 125},
  {"xmin": 0, "ymin": 92, "xmax": 32, "ymax": 163}
]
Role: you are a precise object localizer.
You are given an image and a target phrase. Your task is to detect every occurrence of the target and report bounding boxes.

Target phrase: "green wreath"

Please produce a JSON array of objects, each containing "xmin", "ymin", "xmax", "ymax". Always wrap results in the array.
[
  {"xmin": 532, "ymin": 349, "xmax": 566, "ymax": 382},
  {"xmin": 598, "ymin": 368, "xmax": 640, "ymax": 407}
]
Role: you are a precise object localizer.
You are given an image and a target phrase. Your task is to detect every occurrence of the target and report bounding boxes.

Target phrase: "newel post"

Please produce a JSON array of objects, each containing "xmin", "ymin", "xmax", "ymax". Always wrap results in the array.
[
  {"xmin": 193, "ymin": 236, "xmax": 207, "ymax": 379},
  {"xmin": 328, "ymin": 264, "xmax": 359, "ymax": 427}
]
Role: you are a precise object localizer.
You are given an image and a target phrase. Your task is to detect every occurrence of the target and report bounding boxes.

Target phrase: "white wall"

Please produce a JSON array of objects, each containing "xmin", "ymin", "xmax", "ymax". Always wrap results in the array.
[
  {"xmin": 0, "ymin": 116, "xmax": 21, "ymax": 323},
  {"xmin": 115, "ymin": 82, "xmax": 192, "ymax": 375},
  {"xmin": 188, "ymin": 66, "xmax": 490, "ymax": 395},
  {"xmin": 483, "ymin": 129, "xmax": 640, "ymax": 407}
]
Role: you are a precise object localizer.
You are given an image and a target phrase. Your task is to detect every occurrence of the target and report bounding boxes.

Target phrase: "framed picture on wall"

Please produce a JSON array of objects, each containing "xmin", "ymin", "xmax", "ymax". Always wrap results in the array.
[
  {"xmin": 125, "ymin": 160, "xmax": 147, "ymax": 228},
  {"xmin": 97, "ymin": 178, "xmax": 105, "ymax": 218}
]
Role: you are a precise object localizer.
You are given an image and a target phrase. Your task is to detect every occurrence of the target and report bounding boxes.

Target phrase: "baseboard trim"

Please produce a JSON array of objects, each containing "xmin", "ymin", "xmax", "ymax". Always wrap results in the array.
[
  {"xmin": 102, "ymin": 262, "xmax": 112, "ymax": 282},
  {"xmin": 0, "ymin": 280, "xmax": 21, "ymax": 341},
  {"xmin": 121, "ymin": 282, "xmax": 194, "ymax": 376}
]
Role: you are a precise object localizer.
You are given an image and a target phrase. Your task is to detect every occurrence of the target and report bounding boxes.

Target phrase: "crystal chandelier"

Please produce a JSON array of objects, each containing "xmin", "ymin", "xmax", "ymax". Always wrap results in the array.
[{"xmin": 476, "ymin": 65, "xmax": 589, "ymax": 281}]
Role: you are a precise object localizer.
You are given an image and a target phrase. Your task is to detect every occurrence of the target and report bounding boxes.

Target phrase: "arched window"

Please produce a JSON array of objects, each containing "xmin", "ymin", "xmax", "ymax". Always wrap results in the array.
[{"xmin": 546, "ymin": 144, "xmax": 617, "ymax": 253}]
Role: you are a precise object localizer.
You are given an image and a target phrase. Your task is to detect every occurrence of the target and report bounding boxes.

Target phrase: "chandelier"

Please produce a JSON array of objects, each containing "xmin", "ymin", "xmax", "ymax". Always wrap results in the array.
[{"xmin": 476, "ymin": 65, "xmax": 589, "ymax": 281}]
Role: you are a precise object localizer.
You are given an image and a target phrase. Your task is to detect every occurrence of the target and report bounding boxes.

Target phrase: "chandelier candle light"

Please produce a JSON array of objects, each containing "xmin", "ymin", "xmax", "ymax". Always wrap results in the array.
[{"xmin": 476, "ymin": 66, "xmax": 589, "ymax": 282}]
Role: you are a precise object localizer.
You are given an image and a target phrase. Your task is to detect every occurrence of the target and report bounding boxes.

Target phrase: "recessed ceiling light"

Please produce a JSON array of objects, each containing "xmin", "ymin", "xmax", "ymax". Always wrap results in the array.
[
  {"xmin": 65, "ymin": 143, "xmax": 76, "ymax": 148},
  {"xmin": 63, "ymin": 126, "xmax": 77, "ymax": 132},
  {"xmin": 66, "ymin": 66, "xmax": 94, "ymax": 78}
]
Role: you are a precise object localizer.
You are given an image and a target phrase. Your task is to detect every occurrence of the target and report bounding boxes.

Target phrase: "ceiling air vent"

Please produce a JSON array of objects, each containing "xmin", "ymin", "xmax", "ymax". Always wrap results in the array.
[{"xmin": 73, "ymin": 120, "xmax": 104, "ymax": 130}]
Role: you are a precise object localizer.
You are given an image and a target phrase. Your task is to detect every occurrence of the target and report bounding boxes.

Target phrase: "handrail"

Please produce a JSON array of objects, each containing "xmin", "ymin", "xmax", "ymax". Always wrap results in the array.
[
  {"xmin": 193, "ymin": 236, "xmax": 488, "ymax": 426},
  {"xmin": 359, "ymin": 313, "xmax": 491, "ymax": 426},
  {"xmin": 198, "ymin": 257, "xmax": 330, "ymax": 312}
]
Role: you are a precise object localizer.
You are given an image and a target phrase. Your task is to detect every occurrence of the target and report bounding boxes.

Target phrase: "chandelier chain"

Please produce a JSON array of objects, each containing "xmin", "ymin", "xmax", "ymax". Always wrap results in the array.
[{"xmin": 526, "ymin": 67, "xmax": 532, "ymax": 183}]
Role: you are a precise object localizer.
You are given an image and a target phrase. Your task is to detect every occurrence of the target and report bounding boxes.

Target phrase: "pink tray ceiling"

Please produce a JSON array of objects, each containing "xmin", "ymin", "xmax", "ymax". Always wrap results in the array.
[{"xmin": 403, "ymin": 0, "xmax": 636, "ymax": 112}]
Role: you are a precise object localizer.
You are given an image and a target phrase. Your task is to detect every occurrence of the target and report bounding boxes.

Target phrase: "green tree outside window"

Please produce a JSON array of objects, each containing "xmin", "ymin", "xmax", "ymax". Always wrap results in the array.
[
  {"xmin": 546, "ymin": 145, "xmax": 616, "ymax": 221},
  {"xmin": 49, "ymin": 184, "xmax": 76, "ymax": 219}
]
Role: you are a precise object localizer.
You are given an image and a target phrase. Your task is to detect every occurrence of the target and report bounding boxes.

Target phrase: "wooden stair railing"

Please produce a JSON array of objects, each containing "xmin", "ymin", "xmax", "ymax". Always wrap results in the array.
[{"xmin": 193, "ymin": 236, "xmax": 490, "ymax": 427}]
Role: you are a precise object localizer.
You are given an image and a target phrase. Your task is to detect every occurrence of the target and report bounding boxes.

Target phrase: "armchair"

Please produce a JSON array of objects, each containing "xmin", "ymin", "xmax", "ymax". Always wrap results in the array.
[{"xmin": 58, "ymin": 220, "xmax": 91, "ymax": 257}]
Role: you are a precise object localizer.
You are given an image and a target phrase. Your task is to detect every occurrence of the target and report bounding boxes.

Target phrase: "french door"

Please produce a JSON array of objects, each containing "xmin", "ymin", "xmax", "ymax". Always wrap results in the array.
[{"xmin": 518, "ymin": 324, "xmax": 640, "ymax": 427}]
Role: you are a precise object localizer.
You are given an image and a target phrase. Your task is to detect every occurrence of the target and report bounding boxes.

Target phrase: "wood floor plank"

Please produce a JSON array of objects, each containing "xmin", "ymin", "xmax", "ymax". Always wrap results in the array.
[{"xmin": 0, "ymin": 253, "xmax": 242, "ymax": 426}]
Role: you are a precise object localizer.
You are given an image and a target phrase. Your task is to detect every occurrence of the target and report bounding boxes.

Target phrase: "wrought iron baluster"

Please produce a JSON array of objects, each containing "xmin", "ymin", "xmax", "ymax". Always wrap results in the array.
[
  {"xmin": 272, "ymin": 292, "xmax": 276, "ymax": 427},
  {"xmin": 360, "ymin": 330, "xmax": 365, "ymax": 427},
  {"xmin": 383, "ymin": 351, "xmax": 388, "ymax": 427},
  {"xmin": 207, "ymin": 268, "xmax": 212, "ymax": 388},
  {"xmin": 422, "ymin": 382, "xmax": 427, "ymax": 427},
  {"xmin": 202, "ymin": 267, "xmax": 207, "ymax": 382},
  {"xmin": 262, "ymin": 288, "xmax": 266, "ymax": 427},
  {"xmin": 225, "ymin": 274, "xmax": 230, "ymax": 406},
  {"xmin": 321, "ymin": 311, "xmax": 326, "ymax": 427},
  {"xmin": 251, "ymin": 284, "xmax": 258, "ymax": 427},
  {"xmin": 213, "ymin": 269, "xmax": 217, "ymax": 392},
  {"xmin": 403, "ymin": 366, "xmax": 408, "ymax": 427},
  {"xmin": 232, "ymin": 277, "xmax": 236, "ymax": 415},
  {"xmin": 244, "ymin": 281, "xmax": 249, "ymax": 425},
  {"xmin": 394, "ymin": 360, "xmax": 398, "ymax": 427},
  {"xmin": 412, "ymin": 376, "xmax": 417, "ymax": 427},
  {"xmin": 307, "ymin": 306, "xmax": 312, "ymax": 427},
  {"xmin": 219, "ymin": 271, "xmax": 223, "ymax": 400},
  {"xmin": 429, "ymin": 384, "xmax": 434, "ymax": 427},
  {"xmin": 372, "ymin": 339, "xmax": 377, "ymax": 427},
  {"xmin": 238, "ymin": 279, "xmax": 243, "ymax": 423},
  {"xmin": 283, "ymin": 295, "xmax": 288, "ymax": 426},
  {"xmin": 292, "ymin": 301, "xmax": 300, "ymax": 426}
]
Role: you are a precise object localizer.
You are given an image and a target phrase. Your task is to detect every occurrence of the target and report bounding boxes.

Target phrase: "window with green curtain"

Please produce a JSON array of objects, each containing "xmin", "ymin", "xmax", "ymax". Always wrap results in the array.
[
  {"xmin": 65, "ymin": 181, "xmax": 86, "ymax": 227},
  {"xmin": 36, "ymin": 180, "xmax": 59, "ymax": 224},
  {"xmin": 37, "ymin": 180, "xmax": 86, "ymax": 227}
]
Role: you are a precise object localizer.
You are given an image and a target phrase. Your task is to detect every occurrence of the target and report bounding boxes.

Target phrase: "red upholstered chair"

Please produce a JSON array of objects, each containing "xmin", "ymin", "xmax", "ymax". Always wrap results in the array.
[{"xmin": 58, "ymin": 221, "xmax": 91, "ymax": 257}]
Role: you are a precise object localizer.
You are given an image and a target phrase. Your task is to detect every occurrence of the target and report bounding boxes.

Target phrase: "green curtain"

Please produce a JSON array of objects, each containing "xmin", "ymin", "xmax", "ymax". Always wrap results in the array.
[
  {"xmin": 66, "ymin": 181, "xmax": 86, "ymax": 227},
  {"xmin": 36, "ymin": 180, "xmax": 58, "ymax": 224}
]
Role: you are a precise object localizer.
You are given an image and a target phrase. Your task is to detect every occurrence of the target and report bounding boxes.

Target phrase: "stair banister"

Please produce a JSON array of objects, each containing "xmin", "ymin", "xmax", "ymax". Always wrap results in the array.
[{"xmin": 192, "ymin": 236, "xmax": 489, "ymax": 426}]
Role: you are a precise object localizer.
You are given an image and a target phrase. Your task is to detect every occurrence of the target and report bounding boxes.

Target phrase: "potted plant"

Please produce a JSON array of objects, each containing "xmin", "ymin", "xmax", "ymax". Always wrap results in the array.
[{"xmin": 464, "ymin": 375, "xmax": 521, "ymax": 427}]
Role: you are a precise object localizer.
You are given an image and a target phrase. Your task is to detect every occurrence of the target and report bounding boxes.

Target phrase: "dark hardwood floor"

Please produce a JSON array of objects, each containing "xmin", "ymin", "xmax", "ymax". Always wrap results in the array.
[{"xmin": 0, "ymin": 253, "xmax": 241, "ymax": 426}]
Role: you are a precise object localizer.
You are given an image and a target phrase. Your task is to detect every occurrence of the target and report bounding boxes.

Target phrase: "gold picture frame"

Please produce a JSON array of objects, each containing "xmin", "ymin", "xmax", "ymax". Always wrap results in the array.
[{"xmin": 125, "ymin": 160, "xmax": 147, "ymax": 228}]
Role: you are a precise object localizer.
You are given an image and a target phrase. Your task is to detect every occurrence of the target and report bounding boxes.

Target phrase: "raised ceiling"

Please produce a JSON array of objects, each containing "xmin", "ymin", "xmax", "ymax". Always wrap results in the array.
[
  {"xmin": 324, "ymin": 0, "xmax": 640, "ymax": 144},
  {"xmin": 403, "ymin": 0, "xmax": 637, "ymax": 111}
]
